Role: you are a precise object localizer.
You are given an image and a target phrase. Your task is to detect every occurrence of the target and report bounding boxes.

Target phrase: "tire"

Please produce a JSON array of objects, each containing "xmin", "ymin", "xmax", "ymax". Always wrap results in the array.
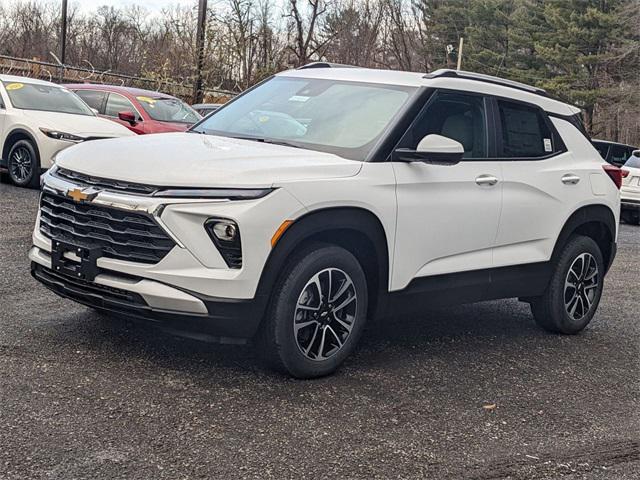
[
  {"xmin": 259, "ymin": 243, "xmax": 368, "ymax": 378},
  {"xmin": 7, "ymin": 139, "xmax": 40, "ymax": 188},
  {"xmin": 531, "ymin": 235, "xmax": 604, "ymax": 334}
]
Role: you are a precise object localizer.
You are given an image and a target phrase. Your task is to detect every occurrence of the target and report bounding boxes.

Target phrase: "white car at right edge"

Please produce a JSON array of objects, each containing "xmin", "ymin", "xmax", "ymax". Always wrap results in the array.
[
  {"xmin": 621, "ymin": 150, "xmax": 640, "ymax": 225},
  {"xmin": 29, "ymin": 65, "xmax": 621, "ymax": 378}
]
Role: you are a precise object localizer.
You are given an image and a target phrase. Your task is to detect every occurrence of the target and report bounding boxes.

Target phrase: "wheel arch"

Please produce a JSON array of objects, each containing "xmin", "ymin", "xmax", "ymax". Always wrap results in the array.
[
  {"xmin": 552, "ymin": 204, "xmax": 617, "ymax": 273},
  {"xmin": 255, "ymin": 207, "xmax": 391, "ymax": 321},
  {"xmin": 2, "ymin": 127, "xmax": 41, "ymax": 164}
]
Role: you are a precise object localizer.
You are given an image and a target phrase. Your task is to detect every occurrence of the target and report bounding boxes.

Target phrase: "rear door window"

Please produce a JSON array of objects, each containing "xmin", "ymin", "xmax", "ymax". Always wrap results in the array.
[
  {"xmin": 74, "ymin": 89, "xmax": 106, "ymax": 113},
  {"xmin": 497, "ymin": 100, "xmax": 557, "ymax": 158},
  {"xmin": 608, "ymin": 145, "xmax": 629, "ymax": 166}
]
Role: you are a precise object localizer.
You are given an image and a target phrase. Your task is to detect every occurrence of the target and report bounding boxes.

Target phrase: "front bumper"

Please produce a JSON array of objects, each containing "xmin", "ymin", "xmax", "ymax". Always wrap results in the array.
[{"xmin": 31, "ymin": 260, "xmax": 267, "ymax": 342}]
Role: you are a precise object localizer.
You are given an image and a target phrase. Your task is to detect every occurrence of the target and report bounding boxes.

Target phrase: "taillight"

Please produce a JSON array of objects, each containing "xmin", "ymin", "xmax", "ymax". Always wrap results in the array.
[
  {"xmin": 621, "ymin": 169, "xmax": 630, "ymax": 178},
  {"xmin": 602, "ymin": 164, "xmax": 622, "ymax": 189}
]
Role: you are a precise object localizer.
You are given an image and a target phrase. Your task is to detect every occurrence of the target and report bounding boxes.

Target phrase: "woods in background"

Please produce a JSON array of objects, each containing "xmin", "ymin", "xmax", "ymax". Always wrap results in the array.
[{"xmin": 0, "ymin": 0, "xmax": 637, "ymax": 144}]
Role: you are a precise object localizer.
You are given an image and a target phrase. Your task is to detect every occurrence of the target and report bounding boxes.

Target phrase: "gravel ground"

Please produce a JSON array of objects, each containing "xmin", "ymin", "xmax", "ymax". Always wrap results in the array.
[{"xmin": 0, "ymin": 182, "xmax": 638, "ymax": 480}]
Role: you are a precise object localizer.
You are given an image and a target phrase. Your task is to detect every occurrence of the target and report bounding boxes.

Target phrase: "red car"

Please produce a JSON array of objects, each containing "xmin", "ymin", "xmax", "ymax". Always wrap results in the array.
[{"xmin": 66, "ymin": 84, "xmax": 202, "ymax": 134}]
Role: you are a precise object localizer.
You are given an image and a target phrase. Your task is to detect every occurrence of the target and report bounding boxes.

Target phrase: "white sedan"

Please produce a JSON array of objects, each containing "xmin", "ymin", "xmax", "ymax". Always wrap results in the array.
[
  {"xmin": 0, "ymin": 74, "xmax": 134, "ymax": 188},
  {"xmin": 621, "ymin": 150, "xmax": 640, "ymax": 225}
]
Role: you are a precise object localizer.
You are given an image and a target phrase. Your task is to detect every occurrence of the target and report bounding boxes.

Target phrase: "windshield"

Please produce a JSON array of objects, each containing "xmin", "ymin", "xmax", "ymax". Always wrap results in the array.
[
  {"xmin": 3, "ymin": 81, "xmax": 94, "ymax": 116},
  {"xmin": 193, "ymin": 76, "xmax": 416, "ymax": 161},
  {"xmin": 136, "ymin": 96, "xmax": 201, "ymax": 124}
]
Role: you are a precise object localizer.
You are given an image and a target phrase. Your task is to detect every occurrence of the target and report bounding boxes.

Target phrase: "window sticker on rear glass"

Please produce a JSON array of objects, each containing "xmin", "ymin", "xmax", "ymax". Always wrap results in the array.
[
  {"xmin": 5, "ymin": 83, "xmax": 23, "ymax": 91},
  {"xmin": 289, "ymin": 95, "xmax": 310, "ymax": 102},
  {"xmin": 543, "ymin": 138, "xmax": 552, "ymax": 152}
]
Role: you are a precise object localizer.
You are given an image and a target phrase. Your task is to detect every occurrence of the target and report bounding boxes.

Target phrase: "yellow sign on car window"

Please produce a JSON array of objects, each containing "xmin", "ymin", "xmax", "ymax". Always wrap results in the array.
[
  {"xmin": 137, "ymin": 96, "xmax": 157, "ymax": 106},
  {"xmin": 5, "ymin": 83, "xmax": 24, "ymax": 91}
]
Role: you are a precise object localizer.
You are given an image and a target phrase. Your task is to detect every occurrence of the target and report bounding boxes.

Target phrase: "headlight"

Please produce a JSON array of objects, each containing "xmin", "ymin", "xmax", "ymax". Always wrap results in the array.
[
  {"xmin": 39, "ymin": 128, "xmax": 85, "ymax": 143},
  {"xmin": 154, "ymin": 188, "xmax": 273, "ymax": 200},
  {"xmin": 205, "ymin": 218, "xmax": 242, "ymax": 268}
]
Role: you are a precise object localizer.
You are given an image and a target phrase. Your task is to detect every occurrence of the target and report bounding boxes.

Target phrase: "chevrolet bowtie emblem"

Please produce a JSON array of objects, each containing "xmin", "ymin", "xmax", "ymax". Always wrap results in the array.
[{"xmin": 66, "ymin": 187, "xmax": 98, "ymax": 203}]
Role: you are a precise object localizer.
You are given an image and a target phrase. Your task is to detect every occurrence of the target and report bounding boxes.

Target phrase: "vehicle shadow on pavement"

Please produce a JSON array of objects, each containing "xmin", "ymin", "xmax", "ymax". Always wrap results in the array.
[{"xmin": 40, "ymin": 297, "xmax": 561, "ymax": 380}]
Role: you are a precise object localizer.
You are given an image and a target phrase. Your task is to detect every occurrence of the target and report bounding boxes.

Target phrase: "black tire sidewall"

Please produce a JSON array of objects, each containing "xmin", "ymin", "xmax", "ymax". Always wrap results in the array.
[
  {"xmin": 546, "ymin": 235, "xmax": 605, "ymax": 334},
  {"xmin": 8, "ymin": 140, "xmax": 39, "ymax": 188},
  {"xmin": 269, "ymin": 244, "xmax": 368, "ymax": 378}
]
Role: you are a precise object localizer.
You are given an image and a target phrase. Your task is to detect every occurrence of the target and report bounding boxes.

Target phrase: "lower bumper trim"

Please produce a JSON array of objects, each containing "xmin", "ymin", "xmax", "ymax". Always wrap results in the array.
[{"xmin": 31, "ymin": 262, "xmax": 267, "ymax": 342}]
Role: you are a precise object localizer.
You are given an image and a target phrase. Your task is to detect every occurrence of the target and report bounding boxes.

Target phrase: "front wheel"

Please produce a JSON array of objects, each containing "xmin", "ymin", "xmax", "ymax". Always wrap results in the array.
[
  {"xmin": 7, "ymin": 139, "xmax": 40, "ymax": 188},
  {"xmin": 259, "ymin": 244, "xmax": 368, "ymax": 378},
  {"xmin": 531, "ymin": 235, "xmax": 604, "ymax": 334}
]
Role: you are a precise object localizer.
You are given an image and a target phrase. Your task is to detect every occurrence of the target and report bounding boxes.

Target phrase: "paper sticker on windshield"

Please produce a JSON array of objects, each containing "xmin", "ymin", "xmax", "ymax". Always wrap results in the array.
[
  {"xmin": 136, "ymin": 96, "xmax": 157, "ymax": 105},
  {"xmin": 5, "ymin": 83, "xmax": 24, "ymax": 91},
  {"xmin": 543, "ymin": 138, "xmax": 552, "ymax": 152},
  {"xmin": 289, "ymin": 95, "xmax": 309, "ymax": 102}
]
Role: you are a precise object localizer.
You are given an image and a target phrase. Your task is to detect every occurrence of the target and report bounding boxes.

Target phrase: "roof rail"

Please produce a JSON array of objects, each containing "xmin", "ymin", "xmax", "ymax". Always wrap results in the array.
[
  {"xmin": 424, "ymin": 69, "xmax": 548, "ymax": 97},
  {"xmin": 297, "ymin": 62, "xmax": 358, "ymax": 70}
]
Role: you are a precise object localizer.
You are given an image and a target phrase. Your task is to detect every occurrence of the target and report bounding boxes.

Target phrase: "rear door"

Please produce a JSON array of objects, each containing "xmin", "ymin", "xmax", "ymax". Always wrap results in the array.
[
  {"xmin": 492, "ymin": 98, "xmax": 590, "ymax": 268},
  {"xmin": 391, "ymin": 90, "xmax": 503, "ymax": 291}
]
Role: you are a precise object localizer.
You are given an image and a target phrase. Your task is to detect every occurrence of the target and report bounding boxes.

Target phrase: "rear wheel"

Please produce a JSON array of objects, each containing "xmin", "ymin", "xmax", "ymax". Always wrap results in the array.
[
  {"xmin": 7, "ymin": 139, "xmax": 40, "ymax": 188},
  {"xmin": 531, "ymin": 235, "xmax": 604, "ymax": 334},
  {"xmin": 259, "ymin": 244, "xmax": 368, "ymax": 378}
]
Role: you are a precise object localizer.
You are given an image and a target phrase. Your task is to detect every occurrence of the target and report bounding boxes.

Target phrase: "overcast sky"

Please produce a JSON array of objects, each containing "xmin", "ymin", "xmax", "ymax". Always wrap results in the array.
[
  {"xmin": 73, "ymin": 0, "xmax": 195, "ymax": 11},
  {"xmin": 1, "ymin": 0, "xmax": 198, "ymax": 14}
]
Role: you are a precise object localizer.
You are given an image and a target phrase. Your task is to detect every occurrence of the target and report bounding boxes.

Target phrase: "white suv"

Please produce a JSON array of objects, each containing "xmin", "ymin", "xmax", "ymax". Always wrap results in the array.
[{"xmin": 29, "ymin": 65, "xmax": 621, "ymax": 378}]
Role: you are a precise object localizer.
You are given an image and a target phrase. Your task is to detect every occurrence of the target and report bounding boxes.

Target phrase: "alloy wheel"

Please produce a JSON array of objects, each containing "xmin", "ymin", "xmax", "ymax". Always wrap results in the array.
[
  {"xmin": 564, "ymin": 252, "xmax": 599, "ymax": 321},
  {"xmin": 293, "ymin": 267, "xmax": 358, "ymax": 361},
  {"xmin": 9, "ymin": 146, "xmax": 33, "ymax": 184}
]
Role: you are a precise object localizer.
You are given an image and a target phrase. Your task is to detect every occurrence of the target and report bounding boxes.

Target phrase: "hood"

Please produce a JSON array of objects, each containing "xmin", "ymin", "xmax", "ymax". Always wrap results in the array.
[
  {"xmin": 55, "ymin": 132, "xmax": 362, "ymax": 188},
  {"xmin": 24, "ymin": 110, "xmax": 134, "ymax": 138}
]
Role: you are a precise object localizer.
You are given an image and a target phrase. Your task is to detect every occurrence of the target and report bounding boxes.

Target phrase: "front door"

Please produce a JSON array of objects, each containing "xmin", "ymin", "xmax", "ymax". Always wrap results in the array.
[{"xmin": 391, "ymin": 90, "xmax": 502, "ymax": 291}]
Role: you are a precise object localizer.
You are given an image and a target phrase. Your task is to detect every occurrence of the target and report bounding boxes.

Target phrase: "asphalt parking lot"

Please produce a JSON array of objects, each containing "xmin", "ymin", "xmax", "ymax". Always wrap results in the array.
[{"xmin": 0, "ymin": 182, "xmax": 638, "ymax": 480}]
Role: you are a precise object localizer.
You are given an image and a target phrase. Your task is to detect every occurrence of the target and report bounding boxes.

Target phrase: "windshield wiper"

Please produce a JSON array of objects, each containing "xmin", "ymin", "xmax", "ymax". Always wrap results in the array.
[{"xmin": 228, "ymin": 135, "xmax": 303, "ymax": 149}]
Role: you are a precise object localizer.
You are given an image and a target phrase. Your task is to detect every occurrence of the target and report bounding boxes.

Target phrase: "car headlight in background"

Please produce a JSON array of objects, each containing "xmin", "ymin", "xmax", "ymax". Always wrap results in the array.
[
  {"xmin": 205, "ymin": 218, "xmax": 242, "ymax": 269},
  {"xmin": 39, "ymin": 128, "xmax": 85, "ymax": 143}
]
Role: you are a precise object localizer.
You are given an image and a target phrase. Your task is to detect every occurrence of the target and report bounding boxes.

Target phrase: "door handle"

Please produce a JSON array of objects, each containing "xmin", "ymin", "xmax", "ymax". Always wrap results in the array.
[
  {"xmin": 561, "ymin": 174, "xmax": 581, "ymax": 185},
  {"xmin": 475, "ymin": 174, "xmax": 499, "ymax": 187}
]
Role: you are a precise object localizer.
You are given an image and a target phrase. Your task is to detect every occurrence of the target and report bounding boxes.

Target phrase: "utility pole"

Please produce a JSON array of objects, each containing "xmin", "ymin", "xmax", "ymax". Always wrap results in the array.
[
  {"xmin": 456, "ymin": 37, "xmax": 464, "ymax": 71},
  {"xmin": 59, "ymin": 0, "xmax": 68, "ymax": 81},
  {"xmin": 193, "ymin": 0, "xmax": 207, "ymax": 104},
  {"xmin": 60, "ymin": 0, "xmax": 68, "ymax": 65}
]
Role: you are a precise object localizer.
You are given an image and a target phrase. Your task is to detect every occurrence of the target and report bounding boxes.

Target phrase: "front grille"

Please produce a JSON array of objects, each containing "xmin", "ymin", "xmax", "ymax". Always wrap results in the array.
[
  {"xmin": 54, "ymin": 167, "xmax": 158, "ymax": 195},
  {"xmin": 39, "ymin": 192, "xmax": 175, "ymax": 264}
]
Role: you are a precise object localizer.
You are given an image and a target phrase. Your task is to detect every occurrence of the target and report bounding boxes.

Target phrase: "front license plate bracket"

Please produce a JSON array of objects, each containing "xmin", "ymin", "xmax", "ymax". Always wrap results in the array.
[{"xmin": 51, "ymin": 240, "xmax": 101, "ymax": 282}]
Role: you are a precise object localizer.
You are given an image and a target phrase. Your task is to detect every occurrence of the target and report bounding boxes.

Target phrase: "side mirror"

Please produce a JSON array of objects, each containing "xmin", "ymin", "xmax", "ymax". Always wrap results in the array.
[
  {"xmin": 393, "ymin": 134, "xmax": 464, "ymax": 165},
  {"xmin": 633, "ymin": 150, "xmax": 640, "ymax": 158},
  {"xmin": 118, "ymin": 110, "xmax": 137, "ymax": 125}
]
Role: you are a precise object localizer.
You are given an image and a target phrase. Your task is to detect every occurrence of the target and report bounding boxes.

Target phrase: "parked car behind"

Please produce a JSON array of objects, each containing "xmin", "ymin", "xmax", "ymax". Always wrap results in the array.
[
  {"xmin": 592, "ymin": 139, "xmax": 638, "ymax": 167},
  {"xmin": 67, "ymin": 84, "xmax": 202, "ymax": 135},
  {"xmin": 192, "ymin": 103, "xmax": 223, "ymax": 117},
  {"xmin": 621, "ymin": 150, "xmax": 640, "ymax": 225},
  {"xmin": 0, "ymin": 75, "xmax": 134, "ymax": 188}
]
